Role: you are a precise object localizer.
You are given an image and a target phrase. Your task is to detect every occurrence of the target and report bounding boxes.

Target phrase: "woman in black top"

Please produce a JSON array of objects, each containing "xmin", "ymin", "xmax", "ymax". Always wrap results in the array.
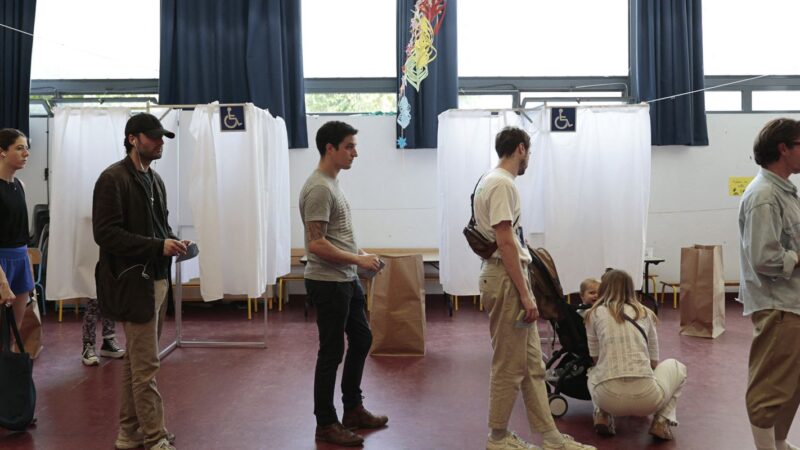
[{"xmin": 0, "ymin": 128, "xmax": 33, "ymax": 328}]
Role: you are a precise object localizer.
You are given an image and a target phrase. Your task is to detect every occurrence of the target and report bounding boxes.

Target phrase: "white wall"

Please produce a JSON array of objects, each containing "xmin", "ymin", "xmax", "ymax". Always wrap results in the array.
[
  {"xmin": 291, "ymin": 116, "xmax": 439, "ymax": 249},
  {"xmin": 24, "ymin": 112, "xmax": 799, "ymax": 294},
  {"xmin": 648, "ymin": 113, "xmax": 800, "ymax": 286}
]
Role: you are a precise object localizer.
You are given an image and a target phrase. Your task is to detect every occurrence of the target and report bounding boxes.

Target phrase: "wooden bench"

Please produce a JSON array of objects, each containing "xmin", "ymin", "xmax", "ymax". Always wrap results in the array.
[{"xmin": 659, "ymin": 280, "xmax": 740, "ymax": 310}]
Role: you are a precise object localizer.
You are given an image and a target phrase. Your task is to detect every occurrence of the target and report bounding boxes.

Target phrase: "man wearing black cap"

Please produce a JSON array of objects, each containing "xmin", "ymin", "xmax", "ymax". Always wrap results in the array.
[{"xmin": 93, "ymin": 113, "xmax": 186, "ymax": 450}]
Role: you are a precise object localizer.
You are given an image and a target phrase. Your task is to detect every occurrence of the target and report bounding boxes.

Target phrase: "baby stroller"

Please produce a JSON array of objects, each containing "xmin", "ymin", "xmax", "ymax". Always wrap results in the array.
[{"xmin": 528, "ymin": 247, "xmax": 593, "ymax": 418}]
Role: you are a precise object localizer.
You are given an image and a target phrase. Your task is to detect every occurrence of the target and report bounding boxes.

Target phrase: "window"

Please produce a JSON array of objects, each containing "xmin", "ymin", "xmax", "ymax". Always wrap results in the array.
[
  {"xmin": 458, "ymin": 0, "xmax": 628, "ymax": 77},
  {"xmin": 704, "ymin": 91, "xmax": 741, "ymax": 112},
  {"xmin": 305, "ymin": 93, "xmax": 396, "ymax": 114},
  {"xmin": 31, "ymin": 0, "xmax": 160, "ymax": 79},
  {"xmin": 703, "ymin": 0, "xmax": 800, "ymax": 75},
  {"xmin": 752, "ymin": 91, "xmax": 800, "ymax": 111},
  {"xmin": 302, "ymin": 0, "xmax": 395, "ymax": 78},
  {"xmin": 458, "ymin": 95, "xmax": 513, "ymax": 109}
]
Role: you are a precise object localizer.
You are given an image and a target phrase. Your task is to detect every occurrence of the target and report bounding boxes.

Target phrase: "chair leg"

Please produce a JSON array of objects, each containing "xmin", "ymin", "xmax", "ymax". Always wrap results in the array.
[
  {"xmin": 365, "ymin": 279, "xmax": 372, "ymax": 312},
  {"xmin": 58, "ymin": 299, "xmax": 63, "ymax": 322},
  {"xmin": 660, "ymin": 284, "xmax": 666, "ymax": 305},
  {"xmin": 673, "ymin": 290, "xmax": 678, "ymax": 309},
  {"xmin": 254, "ymin": 297, "xmax": 258, "ymax": 313},
  {"xmin": 247, "ymin": 298, "xmax": 252, "ymax": 320},
  {"xmin": 278, "ymin": 280, "xmax": 284, "ymax": 312},
  {"xmin": 74, "ymin": 299, "xmax": 80, "ymax": 317},
  {"xmin": 454, "ymin": 295, "xmax": 459, "ymax": 311}
]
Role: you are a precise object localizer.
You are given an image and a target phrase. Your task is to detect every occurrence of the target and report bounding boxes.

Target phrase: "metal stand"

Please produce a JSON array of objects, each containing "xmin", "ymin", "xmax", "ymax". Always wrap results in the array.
[
  {"xmin": 159, "ymin": 260, "xmax": 268, "ymax": 360},
  {"xmin": 641, "ymin": 257, "xmax": 664, "ymax": 315},
  {"xmin": 153, "ymin": 102, "xmax": 268, "ymax": 359}
]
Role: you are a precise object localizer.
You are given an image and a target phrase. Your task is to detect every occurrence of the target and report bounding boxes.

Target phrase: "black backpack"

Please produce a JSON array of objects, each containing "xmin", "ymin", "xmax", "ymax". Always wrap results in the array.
[{"xmin": 0, "ymin": 306, "xmax": 36, "ymax": 431}]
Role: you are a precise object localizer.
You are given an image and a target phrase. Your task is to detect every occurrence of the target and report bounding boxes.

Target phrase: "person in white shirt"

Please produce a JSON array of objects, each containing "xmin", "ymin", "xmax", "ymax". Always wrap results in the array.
[
  {"xmin": 739, "ymin": 118, "xmax": 800, "ymax": 450},
  {"xmin": 584, "ymin": 269, "xmax": 686, "ymax": 440},
  {"xmin": 475, "ymin": 126, "xmax": 595, "ymax": 450}
]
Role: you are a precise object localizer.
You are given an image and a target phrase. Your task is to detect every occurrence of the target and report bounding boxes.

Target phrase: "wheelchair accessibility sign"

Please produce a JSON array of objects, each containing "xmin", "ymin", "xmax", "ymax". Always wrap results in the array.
[
  {"xmin": 550, "ymin": 107, "xmax": 576, "ymax": 132},
  {"xmin": 220, "ymin": 106, "xmax": 246, "ymax": 132}
]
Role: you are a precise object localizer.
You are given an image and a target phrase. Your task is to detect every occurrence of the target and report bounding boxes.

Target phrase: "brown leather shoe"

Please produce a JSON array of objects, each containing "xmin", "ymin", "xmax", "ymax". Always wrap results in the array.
[
  {"xmin": 315, "ymin": 422, "xmax": 364, "ymax": 447},
  {"xmin": 342, "ymin": 404, "xmax": 389, "ymax": 430}
]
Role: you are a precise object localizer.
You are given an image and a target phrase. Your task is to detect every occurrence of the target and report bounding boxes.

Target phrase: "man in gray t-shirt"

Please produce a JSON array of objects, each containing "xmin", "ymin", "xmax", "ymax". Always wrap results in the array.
[
  {"xmin": 299, "ymin": 121, "xmax": 387, "ymax": 447},
  {"xmin": 299, "ymin": 170, "xmax": 358, "ymax": 281}
]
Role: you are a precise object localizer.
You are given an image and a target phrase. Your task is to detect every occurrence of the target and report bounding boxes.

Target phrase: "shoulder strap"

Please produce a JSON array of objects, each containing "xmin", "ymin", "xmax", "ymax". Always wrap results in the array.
[
  {"xmin": 622, "ymin": 312, "xmax": 648, "ymax": 344},
  {"xmin": 1, "ymin": 306, "xmax": 25, "ymax": 354},
  {"xmin": 469, "ymin": 174, "xmax": 486, "ymax": 224}
]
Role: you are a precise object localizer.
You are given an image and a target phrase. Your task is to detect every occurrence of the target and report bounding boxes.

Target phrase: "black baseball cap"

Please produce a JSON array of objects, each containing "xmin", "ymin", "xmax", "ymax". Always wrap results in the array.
[{"xmin": 125, "ymin": 113, "xmax": 175, "ymax": 139}]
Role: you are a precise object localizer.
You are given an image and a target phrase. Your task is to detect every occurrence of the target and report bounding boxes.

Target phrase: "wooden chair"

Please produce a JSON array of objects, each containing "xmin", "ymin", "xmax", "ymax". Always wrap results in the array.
[
  {"xmin": 645, "ymin": 274, "xmax": 658, "ymax": 297},
  {"xmin": 660, "ymin": 281, "xmax": 680, "ymax": 309},
  {"xmin": 275, "ymin": 249, "xmax": 307, "ymax": 312},
  {"xmin": 58, "ymin": 298, "xmax": 81, "ymax": 322}
]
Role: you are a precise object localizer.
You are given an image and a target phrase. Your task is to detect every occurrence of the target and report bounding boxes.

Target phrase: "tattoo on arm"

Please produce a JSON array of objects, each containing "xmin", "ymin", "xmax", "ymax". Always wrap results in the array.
[{"xmin": 306, "ymin": 221, "xmax": 327, "ymax": 242}]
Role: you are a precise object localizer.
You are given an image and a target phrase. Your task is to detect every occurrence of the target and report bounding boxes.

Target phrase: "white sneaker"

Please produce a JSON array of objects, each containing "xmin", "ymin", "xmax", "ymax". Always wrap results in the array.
[
  {"xmin": 81, "ymin": 344, "xmax": 99, "ymax": 366},
  {"xmin": 487, "ymin": 431, "xmax": 541, "ymax": 450},
  {"xmin": 115, "ymin": 429, "xmax": 175, "ymax": 450},
  {"xmin": 150, "ymin": 437, "xmax": 176, "ymax": 450},
  {"xmin": 542, "ymin": 433, "xmax": 596, "ymax": 450}
]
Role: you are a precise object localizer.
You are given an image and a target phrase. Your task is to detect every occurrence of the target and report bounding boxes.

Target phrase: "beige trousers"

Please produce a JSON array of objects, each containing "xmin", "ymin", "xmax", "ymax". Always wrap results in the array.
[
  {"xmin": 746, "ymin": 309, "xmax": 800, "ymax": 440},
  {"xmin": 119, "ymin": 279, "xmax": 169, "ymax": 448},
  {"xmin": 589, "ymin": 359, "xmax": 686, "ymax": 424},
  {"xmin": 479, "ymin": 260, "xmax": 556, "ymax": 434}
]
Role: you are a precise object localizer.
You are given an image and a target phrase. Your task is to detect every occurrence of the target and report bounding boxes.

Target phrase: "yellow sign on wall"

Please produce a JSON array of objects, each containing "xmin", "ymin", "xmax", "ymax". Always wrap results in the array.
[{"xmin": 729, "ymin": 176, "xmax": 755, "ymax": 196}]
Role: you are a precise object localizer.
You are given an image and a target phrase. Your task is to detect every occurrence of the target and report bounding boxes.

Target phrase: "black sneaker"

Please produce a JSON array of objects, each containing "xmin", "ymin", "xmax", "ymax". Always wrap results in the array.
[
  {"xmin": 100, "ymin": 338, "xmax": 125, "ymax": 359},
  {"xmin": 82, "ymin": 343, "xmax": 99, "ymax": 366}
]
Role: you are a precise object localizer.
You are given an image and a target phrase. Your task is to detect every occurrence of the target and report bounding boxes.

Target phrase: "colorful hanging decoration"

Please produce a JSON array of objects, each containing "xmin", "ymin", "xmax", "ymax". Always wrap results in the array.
[{"xmin": 397, "ymin": 0, "xmax": 448, "ymax": 146}]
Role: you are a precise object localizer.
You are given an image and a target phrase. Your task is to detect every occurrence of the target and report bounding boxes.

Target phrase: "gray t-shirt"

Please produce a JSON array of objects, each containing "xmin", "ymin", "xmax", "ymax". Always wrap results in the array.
[{"xmin": 299, "ymin": 169, "xmax": 358, "ymax": 281}]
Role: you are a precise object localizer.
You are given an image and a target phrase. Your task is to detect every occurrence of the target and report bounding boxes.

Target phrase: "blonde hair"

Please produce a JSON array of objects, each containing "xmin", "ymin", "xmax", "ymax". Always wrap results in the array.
[
  {"xmin": 579, "ymin": 278, "xmax": 600, "ymax": 295},
  {"xmin": 585, "ymin": 269, "xmax": 655, "ymax": 325}
]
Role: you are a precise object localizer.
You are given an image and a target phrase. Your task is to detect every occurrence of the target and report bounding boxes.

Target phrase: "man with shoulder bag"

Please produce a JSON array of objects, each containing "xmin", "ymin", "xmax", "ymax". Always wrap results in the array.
[{"xmin": 470, "ymin": 126, "xmax": 595, "ymax": 450}]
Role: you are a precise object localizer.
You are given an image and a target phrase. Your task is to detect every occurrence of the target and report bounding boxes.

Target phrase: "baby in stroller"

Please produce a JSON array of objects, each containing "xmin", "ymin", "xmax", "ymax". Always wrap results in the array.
[{"xmin": 526, "ymin": 247, "xmax": 594, "ymax": 418}]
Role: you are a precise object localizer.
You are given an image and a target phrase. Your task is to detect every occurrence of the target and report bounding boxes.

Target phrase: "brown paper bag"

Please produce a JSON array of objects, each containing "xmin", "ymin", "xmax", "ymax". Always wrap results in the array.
[
  {"xmin": 679, "ymin": 244, "xmax": 725, "ymax": 338},
  {"xmin": 19, "ymin": 298, "xmax": 43, "ymax": 359},
  {"xmin": 369, "ymin": 255, "xmax": 426, "ymax": 356}
]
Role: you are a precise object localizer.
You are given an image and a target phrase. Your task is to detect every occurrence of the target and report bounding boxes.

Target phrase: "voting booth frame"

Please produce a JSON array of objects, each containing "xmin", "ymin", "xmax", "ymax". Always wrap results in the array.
[{"xmin": 150, "ymin": 102, "xmax": 268, "ymax": 360}]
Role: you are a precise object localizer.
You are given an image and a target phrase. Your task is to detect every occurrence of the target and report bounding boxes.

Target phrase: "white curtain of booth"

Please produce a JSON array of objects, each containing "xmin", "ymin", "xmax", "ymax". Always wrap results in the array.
[
  {"xmin": 188, "ymin": 103, "xmax": 290, "ymax": 300},
  {"xmin": 46, "ymin": 107, "xmax": 131, "ymax": 300},
  {"xmin": 437, "ymin": 105, "xmax": 651, "ymax": 295},
  {"xmin": 519, "ymin": 105, "xmax": 652, "ymax": 293}
]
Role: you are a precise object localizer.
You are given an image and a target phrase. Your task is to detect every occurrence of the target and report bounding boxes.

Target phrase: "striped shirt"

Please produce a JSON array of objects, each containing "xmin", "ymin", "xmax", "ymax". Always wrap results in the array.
[{"xmin": 586, "ymin": 304, "xmax": 660, "ymax": 385}]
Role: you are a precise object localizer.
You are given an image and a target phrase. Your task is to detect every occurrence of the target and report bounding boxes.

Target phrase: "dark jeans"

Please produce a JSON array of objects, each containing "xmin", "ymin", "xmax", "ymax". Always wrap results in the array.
[{"xmin": 306, "ymin": 278, "xmax": 373, "ymax": 427}]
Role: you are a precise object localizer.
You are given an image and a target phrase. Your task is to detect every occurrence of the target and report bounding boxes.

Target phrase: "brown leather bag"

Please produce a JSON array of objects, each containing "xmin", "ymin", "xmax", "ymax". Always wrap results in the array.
[{"xmin": 464, "ymin": 175, "xmax": 498, "ymax": 259}]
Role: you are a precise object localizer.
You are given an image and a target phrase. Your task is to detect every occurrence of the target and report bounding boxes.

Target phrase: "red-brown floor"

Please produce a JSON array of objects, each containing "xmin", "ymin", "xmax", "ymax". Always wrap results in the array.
[{"xmin": 0, "ymin": 296, "xmax": 791, "ymax": 450}]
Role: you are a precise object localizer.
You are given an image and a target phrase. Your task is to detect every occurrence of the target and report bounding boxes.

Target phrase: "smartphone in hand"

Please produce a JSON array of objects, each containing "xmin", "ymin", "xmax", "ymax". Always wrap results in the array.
[{"xmin": 514, "ymin": 309, "xmax": 533, "ymax": 328}]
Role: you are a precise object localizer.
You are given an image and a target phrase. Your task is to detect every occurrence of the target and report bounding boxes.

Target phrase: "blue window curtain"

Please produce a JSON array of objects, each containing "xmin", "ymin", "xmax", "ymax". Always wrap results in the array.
[
  {"xmin": 631, "ymin": 0, "xmax": 708, "ymax": 146},
  {"xmin": 0, "ymin": 0, "xmax": 36, "ymax": 136},
  {"xmin": 159, "ymin": 0, "xmax": 308, "ymax": 148},
  {"xmin": 396, "ymin": 0, "xmax": 458, "ymax": 149}
]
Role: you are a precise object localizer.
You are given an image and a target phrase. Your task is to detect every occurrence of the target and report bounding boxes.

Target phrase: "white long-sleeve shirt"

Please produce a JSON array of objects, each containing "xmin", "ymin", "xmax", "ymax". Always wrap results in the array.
[
  {"xmin": 738, "ymin": 168, "xmax": 800, "ymax": 316},
  {"xmin": 586, "ymin": 304, "xmax": 660, "ymax": 385}
]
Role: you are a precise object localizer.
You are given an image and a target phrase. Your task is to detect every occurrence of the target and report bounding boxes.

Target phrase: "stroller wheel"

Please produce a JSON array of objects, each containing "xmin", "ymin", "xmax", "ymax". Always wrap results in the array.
[{"xmin": 548, "ymin": 394, "xmax": 568, "ymax": 418}]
